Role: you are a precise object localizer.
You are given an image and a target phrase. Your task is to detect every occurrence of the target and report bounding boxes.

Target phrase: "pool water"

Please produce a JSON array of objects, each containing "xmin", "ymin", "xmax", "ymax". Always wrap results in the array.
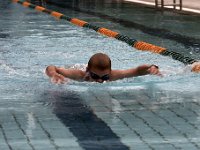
[{"xmin": 0, "ymin": 0, "xmax": 200, "ymax": 149}]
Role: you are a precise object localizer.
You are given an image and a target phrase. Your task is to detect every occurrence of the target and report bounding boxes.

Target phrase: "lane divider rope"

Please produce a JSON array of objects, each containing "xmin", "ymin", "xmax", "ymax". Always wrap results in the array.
[{"xmin": 13, "ymin": 0, "xmax": 200, "ymax": 72}]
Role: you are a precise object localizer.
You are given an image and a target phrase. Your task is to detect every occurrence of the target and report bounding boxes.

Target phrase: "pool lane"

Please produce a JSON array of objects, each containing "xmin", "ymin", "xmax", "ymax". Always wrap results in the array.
[
  {"xmin": 12, "ymin": 0, "xmax": 200, "ymax": 72},
  {"xmin": 51, "ymin": 91, "xmax": 129, "ymax": 150},
  {"xmin": 46, "ymin": 0, "xmax": 200, "ymax": 51}
]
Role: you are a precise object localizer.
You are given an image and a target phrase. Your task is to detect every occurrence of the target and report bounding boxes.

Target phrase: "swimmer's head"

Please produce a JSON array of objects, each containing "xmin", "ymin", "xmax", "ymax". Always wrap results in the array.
[
  {"xmin": 87, "ymin": 53, "xmax": 111, "ymax": 71},
  {"xmin": 87, "ymin": 53, "xmax": 111, "ymax": 83}
]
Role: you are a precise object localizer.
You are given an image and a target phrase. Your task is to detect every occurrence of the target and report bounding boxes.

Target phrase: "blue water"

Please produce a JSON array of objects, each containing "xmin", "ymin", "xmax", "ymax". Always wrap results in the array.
[{"xmin": 1, "ymin": 0, "xmax": 200, "ymax": 149}]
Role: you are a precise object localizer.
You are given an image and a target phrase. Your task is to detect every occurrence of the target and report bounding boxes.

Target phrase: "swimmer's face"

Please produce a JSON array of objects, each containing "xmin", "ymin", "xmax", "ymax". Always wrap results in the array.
[
  {"xmin": 87, "ymin": 53, "xmax": 111, "ymax": 83},
  {"xmin": 88, "ymin": 67, "xmax": 111, "ymax": 83}
]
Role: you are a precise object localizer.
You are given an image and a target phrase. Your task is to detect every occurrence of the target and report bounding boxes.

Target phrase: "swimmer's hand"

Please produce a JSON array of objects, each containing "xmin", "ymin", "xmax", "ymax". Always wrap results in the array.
[
  {"xmin": 51, "ymin": 74, "xmax": 66, "ymax": 84},
  {"xmin": 147, "ymin": 65, "xmax": 162, "ymax": 76}
]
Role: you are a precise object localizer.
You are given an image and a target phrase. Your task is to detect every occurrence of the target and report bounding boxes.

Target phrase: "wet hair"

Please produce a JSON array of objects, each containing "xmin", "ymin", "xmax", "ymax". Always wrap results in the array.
[{"xmin": 88, "ymin": 53, "xmax": 111, "ymax": 70}]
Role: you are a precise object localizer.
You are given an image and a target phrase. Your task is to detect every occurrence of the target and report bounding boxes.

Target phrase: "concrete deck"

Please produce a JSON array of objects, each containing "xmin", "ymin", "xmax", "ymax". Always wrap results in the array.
[{"xmin": 125, "ymin": 0, "xmax": 200, "ymax": 14}]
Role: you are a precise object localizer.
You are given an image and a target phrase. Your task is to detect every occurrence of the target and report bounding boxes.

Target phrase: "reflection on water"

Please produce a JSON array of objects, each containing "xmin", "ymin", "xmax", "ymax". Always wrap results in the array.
[{"xmin": 27, "ymin": 0, "xmax": 47, "ymax": 6}]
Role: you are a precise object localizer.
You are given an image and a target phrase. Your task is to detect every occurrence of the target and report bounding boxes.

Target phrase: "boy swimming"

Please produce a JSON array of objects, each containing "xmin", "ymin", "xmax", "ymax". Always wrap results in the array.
[{"xmin": 46, "ymin": 53, "xmax": 161, "ymax": 83}]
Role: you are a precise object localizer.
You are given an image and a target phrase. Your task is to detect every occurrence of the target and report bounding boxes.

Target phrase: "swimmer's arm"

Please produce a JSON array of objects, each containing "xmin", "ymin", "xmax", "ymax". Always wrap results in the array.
[
  {"xmin": 110, "ymin": 64, "xmax": 161, "ymax": 81},
  {"xmin": 45, "ymin": 65, "xmax": 85, "ymax": 81}
]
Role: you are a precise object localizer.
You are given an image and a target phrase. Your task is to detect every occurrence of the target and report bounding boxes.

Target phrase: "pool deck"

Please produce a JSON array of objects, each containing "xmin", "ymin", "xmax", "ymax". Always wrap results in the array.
[{"xmin": 125, "ymin": 0, "xmax": 200, "ymax": 14}]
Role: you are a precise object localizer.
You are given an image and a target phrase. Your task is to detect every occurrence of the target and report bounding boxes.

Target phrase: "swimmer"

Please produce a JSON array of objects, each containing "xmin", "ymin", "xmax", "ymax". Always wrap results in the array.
[{"xmin": 45, "ymin": 53, "xmax": 161, "ymax": 83}]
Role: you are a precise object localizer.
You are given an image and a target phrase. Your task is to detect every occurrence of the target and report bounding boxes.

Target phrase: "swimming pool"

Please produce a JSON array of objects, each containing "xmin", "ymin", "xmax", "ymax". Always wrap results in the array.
[{"xmin": 1, "ymin": 0, "xmax": 200, "ymax": 149}]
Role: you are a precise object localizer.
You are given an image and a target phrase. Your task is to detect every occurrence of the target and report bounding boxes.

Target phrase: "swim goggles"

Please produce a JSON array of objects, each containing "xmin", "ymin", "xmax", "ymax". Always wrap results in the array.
[{"xmin": 89, "ymin": 71, "xmax": 110, "ymax": 81}]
